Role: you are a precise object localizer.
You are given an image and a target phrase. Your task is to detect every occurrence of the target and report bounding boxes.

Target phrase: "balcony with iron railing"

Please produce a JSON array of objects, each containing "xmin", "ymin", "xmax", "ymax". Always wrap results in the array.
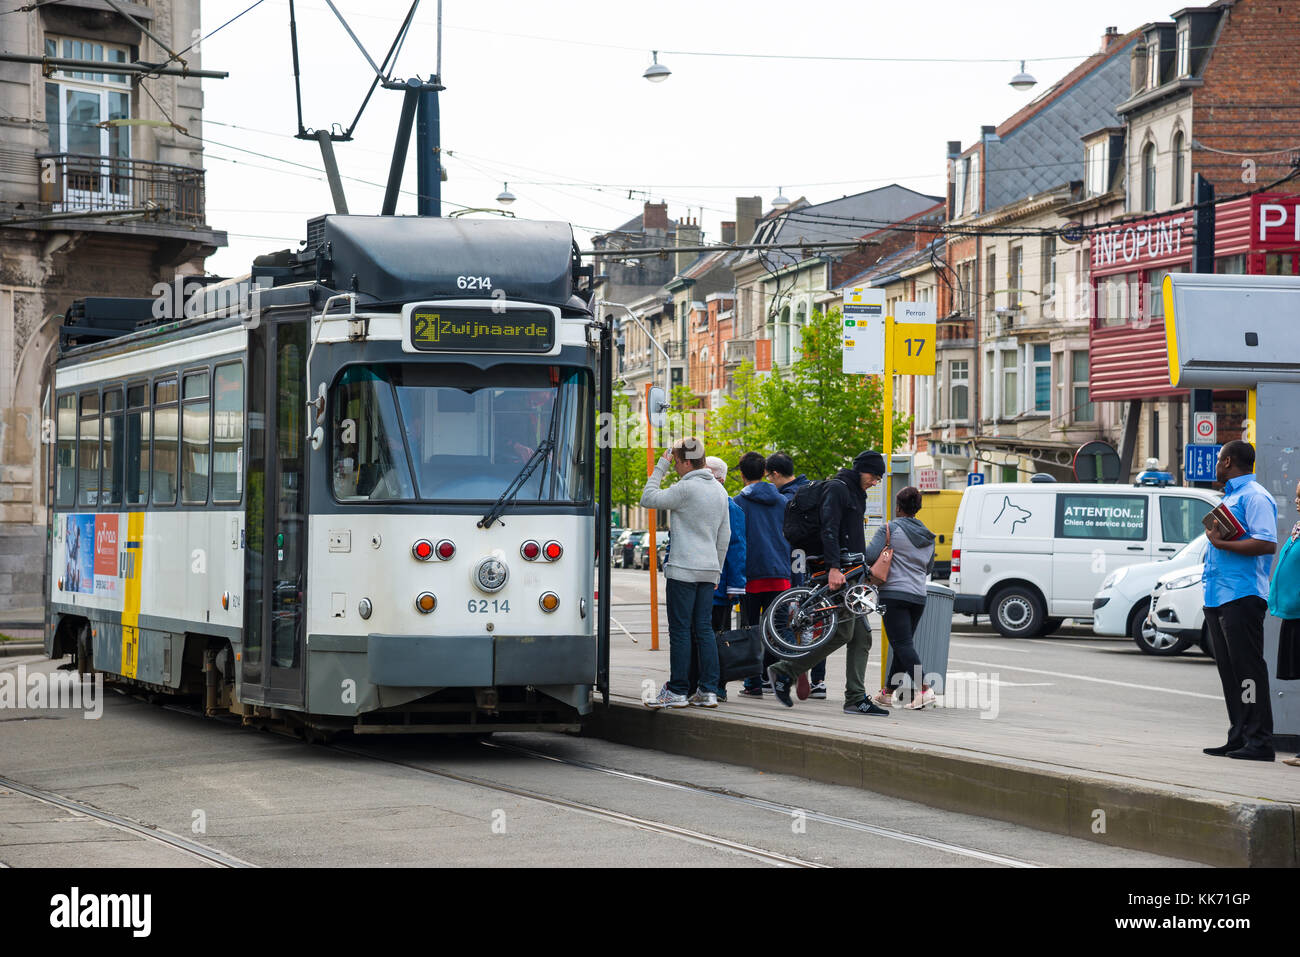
[
  {"xmin": 724, "ymin": 337, "xmax": 756, "ymax": 365},
  {"xmin": 35, "ymin": 153, "xmax": 208, "ymax": 226}
]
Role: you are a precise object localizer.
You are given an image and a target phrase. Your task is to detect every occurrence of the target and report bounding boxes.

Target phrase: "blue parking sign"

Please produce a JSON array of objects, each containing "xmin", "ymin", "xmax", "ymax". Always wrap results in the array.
[
  {"xmin": 1184, "ymin": 444, "xmax": 1221, "ymax": 483},
  {"xmin": 967, "ymin": 472, "xmax": 985, "ymax": 487}
]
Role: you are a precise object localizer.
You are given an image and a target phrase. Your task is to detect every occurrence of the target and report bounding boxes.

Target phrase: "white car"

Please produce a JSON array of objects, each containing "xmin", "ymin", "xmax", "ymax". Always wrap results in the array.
[
  {"xmin": 1092, "ymin": 534, "xmax": 1208, "ymax": 653},
  {"xmin": 1147, "ymin": 562, "xmax": 1212, "ymax": 657}
]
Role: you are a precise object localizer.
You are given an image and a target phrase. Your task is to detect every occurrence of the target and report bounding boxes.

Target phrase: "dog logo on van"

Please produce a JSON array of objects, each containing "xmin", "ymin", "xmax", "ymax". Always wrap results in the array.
[{"xmin": 994, "ymin": 496, "xmax": 1032, "ymax": 534}]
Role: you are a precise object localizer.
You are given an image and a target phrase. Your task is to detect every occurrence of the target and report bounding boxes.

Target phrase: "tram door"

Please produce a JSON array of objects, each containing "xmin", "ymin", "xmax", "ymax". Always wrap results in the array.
[{"xmin": 242, "ymin": 319, "xmax": 306, "ymax": 708}]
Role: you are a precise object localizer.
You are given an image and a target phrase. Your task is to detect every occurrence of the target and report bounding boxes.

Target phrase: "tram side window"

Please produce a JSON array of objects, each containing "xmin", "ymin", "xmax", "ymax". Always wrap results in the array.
[
  {"xmin": 182, "ymin": 370, "xmax": 211, "ymax": 504},
  {"xmin": 212, "ymin": 363, "xmax": 243, "ymax": 503},
  {"xmin": 331, "ymin": 366, "xmax": 414, "ymax": 501},
  {"xmin": 77, "ymin": 391, "xmax": 100, "ymax": 506},
  {"xmin": 55, "ymin": 394, "xmax": 76, "ymax": 507},
  {"xmin": 125, "ymin": 383, "xmax": 149, "ymax": 505},
  {"xmin": 152, "ymin": 377, "xmax": 179, "ymax": 505},
  {"xmin": 101, "ymin": 387, "xmax": 124, "ymax": 506}
]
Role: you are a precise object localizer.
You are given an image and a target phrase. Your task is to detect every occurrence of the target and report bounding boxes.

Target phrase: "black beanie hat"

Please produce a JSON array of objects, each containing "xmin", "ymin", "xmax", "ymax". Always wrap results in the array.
[{"xmin": 853, "ymin": 450, "xmax": 886, "ymax": 476}]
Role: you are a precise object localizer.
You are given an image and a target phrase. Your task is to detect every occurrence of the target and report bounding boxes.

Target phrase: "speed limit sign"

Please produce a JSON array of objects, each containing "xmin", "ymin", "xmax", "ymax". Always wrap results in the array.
[{"xmin": 1193, "ymin": 412, "xmax": 1217, "ymax": 444}]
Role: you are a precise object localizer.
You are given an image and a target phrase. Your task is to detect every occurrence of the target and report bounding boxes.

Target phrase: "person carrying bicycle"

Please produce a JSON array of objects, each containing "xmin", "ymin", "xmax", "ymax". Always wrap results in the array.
[{"xmin": 768, "ymin": 450, "xmax": 889, "ymax": 716}]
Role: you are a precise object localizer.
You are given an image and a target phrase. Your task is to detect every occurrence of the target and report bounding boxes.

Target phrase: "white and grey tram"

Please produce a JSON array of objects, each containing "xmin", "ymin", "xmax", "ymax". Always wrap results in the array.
[{"xmin": 45, "ymin": 215, "xmax": 614, "ymax": 734}]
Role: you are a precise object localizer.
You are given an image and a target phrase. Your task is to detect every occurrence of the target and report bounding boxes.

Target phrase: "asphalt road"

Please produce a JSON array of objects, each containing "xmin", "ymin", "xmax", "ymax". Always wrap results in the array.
[{"xmin": 1, "ymin": 656, "xmax": 1197, "ymax": 869}]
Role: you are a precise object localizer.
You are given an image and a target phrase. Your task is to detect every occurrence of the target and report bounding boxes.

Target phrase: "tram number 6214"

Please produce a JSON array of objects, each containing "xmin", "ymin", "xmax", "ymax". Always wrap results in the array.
[
  {"xmin": 469, "ymin": 599, "xmax": 510, "ymax": 613},
  {"xmin": 456, "ymin": 275, "xmax": 492, "ymax": 290}
]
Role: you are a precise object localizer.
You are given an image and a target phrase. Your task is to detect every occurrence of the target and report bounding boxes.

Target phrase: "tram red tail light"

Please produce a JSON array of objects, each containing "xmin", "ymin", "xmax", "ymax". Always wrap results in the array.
[
  {"xmin": 521, "ymin": 540, "xmax": 541, "ymax": 561},
  {"xmin": 436, "ymin": 540, "xmax": 456, "ymax": 560},
  {"xmin": 412, "ymin": 539, "xmax": 434, "ymax": 561},
  {"xmin": 543, "ymin": 541, "xmax": 563, "ymax": 561}
]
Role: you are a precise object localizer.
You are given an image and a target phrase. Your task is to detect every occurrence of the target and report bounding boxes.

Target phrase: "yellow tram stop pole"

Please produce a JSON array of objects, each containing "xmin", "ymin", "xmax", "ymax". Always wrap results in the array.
[
  {"xmin": 879, "ymin": 315, "xmax": 893, "ymax": 690},
  {"xmin": 645, "ymin": 382, "xmax": 660, "ymax": 652}
]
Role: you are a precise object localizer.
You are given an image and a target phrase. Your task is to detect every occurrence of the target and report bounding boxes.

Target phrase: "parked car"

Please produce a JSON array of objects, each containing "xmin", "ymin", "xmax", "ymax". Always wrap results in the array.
[
  {"xmin": 1148, "ymin": 562, "xmax": 1212, "ymax": 657},
  {"xmin": 951, "ymin": 481, "xmax": 1218, "ymax": 638},
  {"xmin": 635, "ymin": 531, "xmax": 669, "ymax": 570},
  {"xmin": 617, "ymin": 529, "xmax": 646, "ymax": 569},
  {"xmin": 1093, "ymin": 534, "xmax": 1208, "ymax": 653}
]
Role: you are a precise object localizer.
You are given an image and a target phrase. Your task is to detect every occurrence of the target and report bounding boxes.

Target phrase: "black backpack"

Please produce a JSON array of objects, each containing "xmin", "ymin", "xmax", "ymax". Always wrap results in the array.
[{"xmin": 782, "ymin": 478, "xmax": 844, "ymax": 552}]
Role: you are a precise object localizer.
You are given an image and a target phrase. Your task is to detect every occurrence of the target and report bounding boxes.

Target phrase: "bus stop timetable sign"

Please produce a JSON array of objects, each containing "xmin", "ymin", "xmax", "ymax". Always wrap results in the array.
[{"xmin": 407, "ymin": 305, "xmax": 556, "ymax": 353}]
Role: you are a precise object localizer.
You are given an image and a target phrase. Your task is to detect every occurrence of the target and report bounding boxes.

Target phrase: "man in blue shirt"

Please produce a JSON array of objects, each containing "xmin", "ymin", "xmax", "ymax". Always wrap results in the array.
[{"xmin": 1202, "ymin": 440, "xmax": 1278, "ymax": 761}]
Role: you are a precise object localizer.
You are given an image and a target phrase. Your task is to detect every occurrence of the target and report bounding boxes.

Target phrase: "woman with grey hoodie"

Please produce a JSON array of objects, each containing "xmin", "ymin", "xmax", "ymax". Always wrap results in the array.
[{"xmin": 867, "ymin": 486, "xmax": 938, "ymax": 710}]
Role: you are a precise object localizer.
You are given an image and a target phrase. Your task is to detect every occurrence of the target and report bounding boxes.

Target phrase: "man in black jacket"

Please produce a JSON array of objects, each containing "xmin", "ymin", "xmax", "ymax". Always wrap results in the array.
[{"xmin": 768, "ymin": 450, "xmax": 889, "ymax": 715}]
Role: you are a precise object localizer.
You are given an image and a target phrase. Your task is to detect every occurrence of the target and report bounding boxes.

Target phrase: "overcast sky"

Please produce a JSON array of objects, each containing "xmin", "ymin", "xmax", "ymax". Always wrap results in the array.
[{"xmin": 199, "ymin": 0, "xmax": 1182, "ymax": 276}]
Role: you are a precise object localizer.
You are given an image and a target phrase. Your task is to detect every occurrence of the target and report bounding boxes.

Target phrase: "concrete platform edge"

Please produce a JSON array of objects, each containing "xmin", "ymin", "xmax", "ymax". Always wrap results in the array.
[{"xmin": 584, "ymin": 700, "xmax": 1299, "ymax": 868}]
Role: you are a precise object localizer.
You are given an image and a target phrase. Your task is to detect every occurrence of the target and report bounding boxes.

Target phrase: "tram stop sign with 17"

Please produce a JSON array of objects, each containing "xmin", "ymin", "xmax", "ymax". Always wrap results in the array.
[{"xmin": 892, "ymin": 301, "xmax": 936, "ymax": 376}]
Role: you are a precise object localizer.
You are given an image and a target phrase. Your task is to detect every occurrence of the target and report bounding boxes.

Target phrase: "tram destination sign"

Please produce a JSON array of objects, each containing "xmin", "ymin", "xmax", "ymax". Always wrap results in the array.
[{"xmin": 408, "ymin": 306, "xmax": 555, "ymax": 353}]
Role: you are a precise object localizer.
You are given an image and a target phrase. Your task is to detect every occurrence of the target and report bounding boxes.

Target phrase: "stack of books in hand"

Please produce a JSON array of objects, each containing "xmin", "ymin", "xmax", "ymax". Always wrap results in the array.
[{"xmin": 1203, "ymin": 503, "xmax": 1247, "ymax": 541}]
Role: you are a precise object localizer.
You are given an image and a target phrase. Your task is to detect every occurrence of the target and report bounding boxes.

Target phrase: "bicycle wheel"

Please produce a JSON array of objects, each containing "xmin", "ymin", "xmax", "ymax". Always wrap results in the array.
[{"xmin": 763, "ymin": 587, "xmax": 840, "ymax": 658}]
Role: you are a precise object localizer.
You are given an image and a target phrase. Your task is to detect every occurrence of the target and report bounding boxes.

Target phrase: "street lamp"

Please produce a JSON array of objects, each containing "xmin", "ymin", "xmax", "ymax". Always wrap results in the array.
[
  {"xmin": 643, "ymin": 51, "xmax": 671, "ymax": 82},
  {"xmin": 496, "ymin": 182, "xmax": 516, "ymax": 205},
  {"xmin": 1009, "ymin": 60, "xmax": 1037, "ymax": 92}
]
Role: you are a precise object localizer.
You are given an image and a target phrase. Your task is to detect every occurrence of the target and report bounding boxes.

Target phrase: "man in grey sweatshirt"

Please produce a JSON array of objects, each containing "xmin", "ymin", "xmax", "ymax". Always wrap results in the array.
[{"xmin": 640, "ymin": 437, "xmax": 730, "ymax": 709}]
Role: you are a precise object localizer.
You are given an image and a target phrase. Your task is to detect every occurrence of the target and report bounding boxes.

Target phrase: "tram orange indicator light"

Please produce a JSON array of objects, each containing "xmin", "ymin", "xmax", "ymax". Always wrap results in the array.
[
  {"xmin": 412, "ymin": 539, "xmax": 434, "ymax": 561},
  {"xmin": 436, "ymin": 540, "xmax": 456, "ymax": 560},
  {"xmin": 521, "ymin": 540, "xmax": 540, "ymax": 560},
  {"xmin": 539, "ymin": 592, "xmax": 560, "ymax": 612},
  {"xmin": 415, "ymin": 592, "xmax": 437, "ymax": 613},
  {"xmin": 543, "ymin": 541, "xmax": 563, "ymax": 561}
]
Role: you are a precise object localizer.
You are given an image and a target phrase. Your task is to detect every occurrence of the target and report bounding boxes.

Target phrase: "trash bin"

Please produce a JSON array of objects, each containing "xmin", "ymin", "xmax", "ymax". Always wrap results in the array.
[{"xmin": 884, "ymin": 581, "xmax": 955, "ymax": 694}]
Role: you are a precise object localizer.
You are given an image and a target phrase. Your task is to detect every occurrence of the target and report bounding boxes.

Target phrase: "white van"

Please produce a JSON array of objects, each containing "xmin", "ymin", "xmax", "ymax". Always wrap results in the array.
[{"xmin": 950, "ymin": 482, "xmax": 1218, "ymax": 637}]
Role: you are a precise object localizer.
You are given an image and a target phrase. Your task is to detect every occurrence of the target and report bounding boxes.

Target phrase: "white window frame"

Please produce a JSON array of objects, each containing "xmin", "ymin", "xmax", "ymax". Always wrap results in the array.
[
  {"xmin": 1147, "ymin": 39, "xmax": 1161, "ymax": 89},
  {"xmin": 949, "ymin": 359, "xmax": 969, "ymax": 422},
  {"xmin": 1176, "ymin": 25, "xmax": 1190, "ymax": 77},
  {"xmin": 1024, "ymin": 342, "xmax": 1051, "ymax": 415}
]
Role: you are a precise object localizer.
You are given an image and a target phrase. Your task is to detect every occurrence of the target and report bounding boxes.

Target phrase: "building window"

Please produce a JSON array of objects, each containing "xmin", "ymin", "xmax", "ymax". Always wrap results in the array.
[
  {"xmin": 1008, "ymin": 245, "xmax": 1023, "ymax": 309},
  {"xmin": 1096, "ymin": 273, "xmax": 1138, "ymax": 327},
  {"xmin": 43, "ymin": 37, "xmax": 132, "ymax": 200},
  {"xmin": 1142, "ymin": 144, "xmax": 1157, "ymax": 211},
  {"xmin": 1030, "ymin": 343, "xmax": 1050, "ymax": 413},
  {"xmin": 949, "ymin": 360, "xmax": 969, "ymax": 422},
  {"xmin": 1176, "ymin": 25, "xmax": 1190, "ymax": 77},
  {"xmin": 1002, "ymin": 348, "xmax": 1019, "ymax": 417},
  {"xmin": 985, "ymin": 252, "xmax": 997, "ymax": 315},
  {"xmin": 1147, "ymin": 39, "xmax": 1161, "ymax": 88},
  {"xmin": 1147, "ymin": 265, "xmax": 1187, "ymax": 320},
  {"xmin": 1086, "ymin": 140, "xmax": 1109, "ymax": 197},
  {"xmin": 1172, "ymin": 131, "xmax": 1185, "ymax": 205},
  {"xmin": 1216, "ymin": 254, "xmax": 1247, "ymax": 275},
  {"xmin": 1072, "ymin": 351, "xmax": 1095, "ymax": 423}
]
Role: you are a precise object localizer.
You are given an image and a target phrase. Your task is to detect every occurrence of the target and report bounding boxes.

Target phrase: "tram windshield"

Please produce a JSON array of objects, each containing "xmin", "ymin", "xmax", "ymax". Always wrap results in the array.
[{"xmin": 331, "ymin": 363, "xmax": 591, "ymax": 504}]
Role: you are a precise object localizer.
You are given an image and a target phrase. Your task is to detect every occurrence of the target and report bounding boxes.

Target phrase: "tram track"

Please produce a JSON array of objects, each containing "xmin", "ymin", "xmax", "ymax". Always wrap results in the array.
[
  {"xmin": 0, "ymin": 774, "xmax": 255, "ymax": 868},
  {"xmin": 327, "ymin": 742, "xmax": 828, "ymax": 868},
  {"xmin": 483, "ymin": 740, "xmax": 1042, "ymax": 868}
]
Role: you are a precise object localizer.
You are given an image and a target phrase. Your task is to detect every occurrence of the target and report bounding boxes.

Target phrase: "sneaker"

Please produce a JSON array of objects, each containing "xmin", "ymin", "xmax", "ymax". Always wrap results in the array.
[
  {"xmin": 738, "ymin": 686, "xmax": 764, "ymax": 698},
  {"xmin": 809, "ymin": 681, "xmax": 827, "ymax": 700},
  {"xmin": 716, "ymin": 691, "xmax": 728, "ymax": 703},
  {"xmin": 796, "ymin": 672, "xmax": 811, "ymax": 701},
  {"xmin": 870, "ymin": 689, "xmax": 894, "ymax": 708},
  {"xmin": 768, "ymin": 666, "xmax": 794, "ymax": 708},
  {"xmin": 688, "ymin": 690, "xmax": 718, "ymax": 708},
  {"xmin": 761, "ymin": 679, "xmax": 774, "ymax": 693},
  {"xmin": 646, "ymin": 685, "xmax": 688, "ymax": 709},
  {"xmin": 844, "ymin": 699, "xmax": 890, "ymax": 716}
]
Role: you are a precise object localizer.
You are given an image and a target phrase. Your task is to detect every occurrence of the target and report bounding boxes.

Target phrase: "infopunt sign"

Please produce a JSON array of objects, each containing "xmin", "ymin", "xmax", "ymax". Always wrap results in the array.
[{"xmin": 1090, "ymin": 213, "xmax": 1191, "ymax": 270}]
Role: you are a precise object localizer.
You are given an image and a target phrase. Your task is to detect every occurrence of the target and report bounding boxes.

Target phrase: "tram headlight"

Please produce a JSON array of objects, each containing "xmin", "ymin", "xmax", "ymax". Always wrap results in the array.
[
  {"xmin": 539, "ymin": 592, "xmax": 560, "ymax": 612},
  {"xmin": 475, "ymin": 557, "xmax": 509, "ymax": 593},
  {"xmin": 358, "ymin": 597, "xmax": 373, "ymax": 620}
]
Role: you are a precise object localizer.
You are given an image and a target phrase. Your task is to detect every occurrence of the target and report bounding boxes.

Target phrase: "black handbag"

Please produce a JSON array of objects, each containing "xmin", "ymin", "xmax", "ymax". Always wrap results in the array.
[{"xmin": 716, "ymin": 625, "xmax": 764, "ymax": 683}]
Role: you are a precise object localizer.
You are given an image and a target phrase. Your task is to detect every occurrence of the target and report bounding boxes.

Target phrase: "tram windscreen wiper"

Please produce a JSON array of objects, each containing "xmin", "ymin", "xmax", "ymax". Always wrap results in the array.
[{"xmin": 478, "ymin": 383, "xmax": 565, "ymax": 529}]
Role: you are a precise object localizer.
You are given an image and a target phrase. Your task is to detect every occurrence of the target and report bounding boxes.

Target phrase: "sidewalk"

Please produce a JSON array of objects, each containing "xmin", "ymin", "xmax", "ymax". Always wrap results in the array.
[{"xmin": 593, "ymin": 604, "xmax": 1300, "ymax": 866}]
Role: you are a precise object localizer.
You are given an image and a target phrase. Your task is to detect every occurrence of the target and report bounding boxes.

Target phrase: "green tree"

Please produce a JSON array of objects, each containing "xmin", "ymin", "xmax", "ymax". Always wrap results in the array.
[
  {"xmin": 757, "ymin": 307, "xmax": 910, "ymax": 481},
  {"xmin": 603, "ymin": 386, "xmax": 649, "ymax": 525},
  {"xmin": 706, "ymin": 360, "xmax": 771, "ymax": 494}
]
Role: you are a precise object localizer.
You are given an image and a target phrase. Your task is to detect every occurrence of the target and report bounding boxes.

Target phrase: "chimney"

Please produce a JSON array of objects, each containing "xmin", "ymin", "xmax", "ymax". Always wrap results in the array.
[
  {"xmin": 643, "ymin": 201, "xmax": 669, "ymax": 233},
  {"xmin": 735, "ymin": 196, "xmax": 762, "ymax": 245},
  {"xmin": 1101, "ymin": 26, "xmax": 1119, "ymax": 53},
  {"xmin": 720, "ymin": 221, "xmax": 736, "ymax": 245},
  {"xmin": 676, "ymin": 218, "xmax": 702, "ymax": 274},
  {"xmin": 1130, "ymin": 42, "xmax": 1147, "ymax": 95},
  {"xmin": 946, "ymin": 140, "xmax": 962, "ymax": 218},
  {"xmin": 981, "ymin": 125, "xmax": 996, "ymax": 139}
]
